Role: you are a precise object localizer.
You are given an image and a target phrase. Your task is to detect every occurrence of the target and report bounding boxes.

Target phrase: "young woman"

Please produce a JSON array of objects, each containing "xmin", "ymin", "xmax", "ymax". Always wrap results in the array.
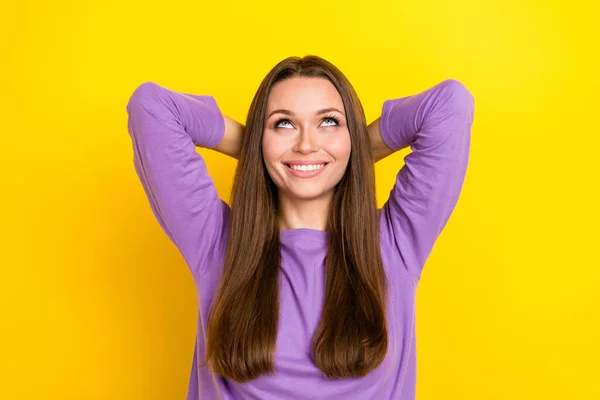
[{"xmin": 126, "ymin": 55, "xmax": 474, "ymax": 400}]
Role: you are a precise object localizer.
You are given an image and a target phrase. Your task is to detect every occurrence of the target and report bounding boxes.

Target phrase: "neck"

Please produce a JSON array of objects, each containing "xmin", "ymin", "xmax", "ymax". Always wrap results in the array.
[{"xmin": 277, "ymin": 191, "xmax": 333, "ymax": 231}]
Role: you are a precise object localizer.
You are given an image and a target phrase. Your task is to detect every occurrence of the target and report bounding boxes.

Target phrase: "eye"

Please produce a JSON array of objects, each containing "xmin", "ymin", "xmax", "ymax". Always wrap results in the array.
[
  {"xmin": 274, "ymin": 118, "xmax": 293, "ymax": 129},
  {"xmin": 273, "ymin": 115, "xmax": 341, "ymax": 129},
  {"xmin": 322, "ymin": 115, "xmax": 341, "ymax": 127}
]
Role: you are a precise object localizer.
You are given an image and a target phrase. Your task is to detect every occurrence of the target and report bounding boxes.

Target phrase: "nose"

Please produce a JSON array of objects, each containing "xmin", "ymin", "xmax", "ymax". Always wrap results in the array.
[{"xmin": 292, "ymin": 127, "xmax": 319, "ymax": 154}]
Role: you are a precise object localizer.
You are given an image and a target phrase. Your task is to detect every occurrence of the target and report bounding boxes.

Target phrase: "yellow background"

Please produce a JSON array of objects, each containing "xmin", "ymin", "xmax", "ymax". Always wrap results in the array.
[{"xmin": 1, "ymin": 0, "xmax": 598, "ymax": 399}]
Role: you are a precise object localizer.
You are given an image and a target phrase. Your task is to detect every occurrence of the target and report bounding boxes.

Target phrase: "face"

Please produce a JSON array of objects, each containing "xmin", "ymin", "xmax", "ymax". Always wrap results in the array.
[{"xmin": 262, "ymin": 77, "xmax": 351, "ymax": 202}]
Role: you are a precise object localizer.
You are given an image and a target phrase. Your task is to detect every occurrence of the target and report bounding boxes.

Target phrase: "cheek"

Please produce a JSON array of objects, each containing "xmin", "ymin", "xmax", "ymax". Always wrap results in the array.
[
  {"xmin": 325, "ymin": 134, "xmax": 352, "ymax": 160},
  {"xmin": 262, "ymin": 136, "xmax": 279, "ymax": 164},
  {"xmin": 262, "ymin": 134, "xmax": 288, "ymax": 180},
  {"xmin": 263, "ymin": 133, "xmax": 292, "ymax": 160}
]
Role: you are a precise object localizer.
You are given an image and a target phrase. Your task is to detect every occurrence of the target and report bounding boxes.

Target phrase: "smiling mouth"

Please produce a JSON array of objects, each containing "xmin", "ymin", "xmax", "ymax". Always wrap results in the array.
[{"xmin": 284, "ymin": 163, "xmax": 329, "ymax": 171}]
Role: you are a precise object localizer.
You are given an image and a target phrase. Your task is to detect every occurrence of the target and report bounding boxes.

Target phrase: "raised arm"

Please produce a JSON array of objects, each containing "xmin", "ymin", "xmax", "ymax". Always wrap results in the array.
[
  {"xmin": 373, "ymin": 79, "xmax": 475, "ymax": 279},
  {"xmin": 126, "ymin": 82, "xmax": 231, "ymax": 277}
]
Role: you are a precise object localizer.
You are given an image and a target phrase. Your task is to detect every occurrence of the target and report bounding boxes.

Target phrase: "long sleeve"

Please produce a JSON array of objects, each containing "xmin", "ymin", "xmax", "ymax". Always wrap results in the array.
[
  {"xmin": 125, "ymin": 81, "xmax": 229, "ymax": 277},
  {"xmin": 379, "ymin": 79, "xmax": 474, "ymax": 279}
]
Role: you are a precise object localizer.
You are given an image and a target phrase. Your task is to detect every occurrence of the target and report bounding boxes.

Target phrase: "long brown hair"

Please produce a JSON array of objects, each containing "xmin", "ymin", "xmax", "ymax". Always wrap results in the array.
[{"xmin": 203, "ymin": 55, "xmax": 388, "ymax": 381}]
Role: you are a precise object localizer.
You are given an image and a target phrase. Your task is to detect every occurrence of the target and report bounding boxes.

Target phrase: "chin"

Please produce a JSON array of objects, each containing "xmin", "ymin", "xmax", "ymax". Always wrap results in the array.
[{"xmin": 287, "ymin": 187, "xmax": 332, "ymax": 201}]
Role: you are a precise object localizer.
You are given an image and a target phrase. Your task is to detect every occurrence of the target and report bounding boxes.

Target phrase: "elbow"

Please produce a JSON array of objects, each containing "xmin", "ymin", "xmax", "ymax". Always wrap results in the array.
[
  {"xmin": 125, "ymin": 82, "xmax": 165, "ymax": 141},
  {"xmin": 126, "ymin": 81, "xmax": 164, "ymax": 113},
  {"xmin": 439, "ymin": 79, "xmax": 475, "ymax": 118}
]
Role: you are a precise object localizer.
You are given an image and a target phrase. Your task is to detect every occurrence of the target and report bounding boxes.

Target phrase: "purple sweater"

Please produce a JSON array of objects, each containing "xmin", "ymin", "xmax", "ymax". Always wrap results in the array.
[{"xmin": 126, "ymin": 79, "xmax": 474, "ymax": 399}]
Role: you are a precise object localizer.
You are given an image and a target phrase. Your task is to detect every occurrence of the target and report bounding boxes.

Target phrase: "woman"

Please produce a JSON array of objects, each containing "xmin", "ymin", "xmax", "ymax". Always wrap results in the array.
[{"xmin": 126, "ymin": 55, "xmax": 474, "ymax": 400}]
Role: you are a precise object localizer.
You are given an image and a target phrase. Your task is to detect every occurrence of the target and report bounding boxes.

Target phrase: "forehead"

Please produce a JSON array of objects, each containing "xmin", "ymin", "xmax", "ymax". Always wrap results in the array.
[{"xmin": 266, "ymin": 77, "xmax": 344, "ymax": 114}]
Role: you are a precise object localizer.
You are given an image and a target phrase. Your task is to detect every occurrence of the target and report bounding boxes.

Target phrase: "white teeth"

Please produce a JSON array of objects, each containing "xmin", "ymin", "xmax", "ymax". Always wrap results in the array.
[{"xmin": 290, "ymin": 164, "xmax": 324, "ymax": 171}]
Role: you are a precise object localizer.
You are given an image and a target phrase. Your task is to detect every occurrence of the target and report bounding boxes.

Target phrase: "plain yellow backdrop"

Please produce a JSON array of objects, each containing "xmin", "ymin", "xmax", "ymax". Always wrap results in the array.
[{"xmin": 1, "ymin": 0, "xmax": 598, "ymax": 399}]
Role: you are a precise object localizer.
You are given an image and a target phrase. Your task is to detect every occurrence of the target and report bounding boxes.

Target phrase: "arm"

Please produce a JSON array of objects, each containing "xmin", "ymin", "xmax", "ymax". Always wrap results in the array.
[
  {"xmin": 215, "ymin": 114, "xmax": 244, "ymax": 160},
  {"xmin": 376, "ymin": 79, "xmax": 475, "ymax": 278},
  {"xmin": 126, "ymin": 82, "xmax": 231, "ymax": 276},
  {"xmin": 367, "ymin": 117, "xmax": 394, "ymax": 163}
]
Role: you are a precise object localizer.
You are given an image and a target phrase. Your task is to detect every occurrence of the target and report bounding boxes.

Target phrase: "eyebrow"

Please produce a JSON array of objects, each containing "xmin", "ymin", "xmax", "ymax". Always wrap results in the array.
[{"xmin": 267, "ymin": 107, "xmax": 345, "ymax": 119}]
